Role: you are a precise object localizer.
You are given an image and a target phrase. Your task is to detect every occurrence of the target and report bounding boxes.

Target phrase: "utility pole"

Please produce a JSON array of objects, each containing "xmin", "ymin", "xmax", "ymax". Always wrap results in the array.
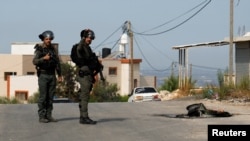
[
  {"xmin": 127, "ymin": 21, "xmax": 134, "ymax": 91},
  {"xmin": 229, "ymin": 0, "xmax": 234, "ymax": 85},
  {"xmin": 171, "ymin": 62, "xmax": 175, "ymax": 75}
]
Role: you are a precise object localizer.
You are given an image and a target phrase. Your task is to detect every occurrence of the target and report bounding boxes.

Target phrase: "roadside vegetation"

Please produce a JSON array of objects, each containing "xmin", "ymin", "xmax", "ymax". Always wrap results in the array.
[
  {"xmin": 200, "ymin": 69, "xmax": 250, "ymax": 101},
  {"xmin": 90, "ymin": 81, "xmax": 128, "ymax": 102},
  {"xmin": 27, "ymin": 91, "xmax": 40, "ymax": 103},
  {"xmin": 159, "ymin": 74, "xmax": 179, "ymax": 92},
  {"xmin": 0, "ymin": 97, "xmax": 21, "ymax": 104},
  {"xmin": 159, "ymin": 68, "xmax": 250, "ymax": 101}
]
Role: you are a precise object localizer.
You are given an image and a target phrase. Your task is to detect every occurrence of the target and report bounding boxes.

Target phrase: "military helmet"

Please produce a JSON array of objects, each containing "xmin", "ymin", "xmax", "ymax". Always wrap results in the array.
[
  {"xmin": 39, "ymin": 30, "xmax": 54, "ymax": 40},
  {"xmin": 80, "ymin": 29, "xmax": 95, "ymax": 40}
]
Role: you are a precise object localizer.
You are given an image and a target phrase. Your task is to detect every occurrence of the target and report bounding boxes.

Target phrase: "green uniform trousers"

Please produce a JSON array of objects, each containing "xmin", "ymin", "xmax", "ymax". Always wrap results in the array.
[
  {"xmin": 38, "ymin": 73, "xmax": 56, "ymax": 119},
  {"xmin": 77, "ymin": 74, "xmax": 93, "ymax": 118}
]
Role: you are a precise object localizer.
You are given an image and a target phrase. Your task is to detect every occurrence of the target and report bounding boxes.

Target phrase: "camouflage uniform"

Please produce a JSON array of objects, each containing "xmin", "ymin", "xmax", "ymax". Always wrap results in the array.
[
  {"xmin": 72, "ymin": 29, "xmax": 98, "ymax": 124},
  {"xmin": 76, "ymin": 39, "xmax": 96, "ymax": 120},
  {"xmin": 33, "ymin": 43, "xmax": 61, "ymax": 122}
]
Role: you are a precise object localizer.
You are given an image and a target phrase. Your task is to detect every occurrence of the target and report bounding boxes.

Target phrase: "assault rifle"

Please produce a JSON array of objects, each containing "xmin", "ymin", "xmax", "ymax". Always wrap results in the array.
[{"xmin": 90, "ymin": 53, "xmax": 105, "ymax": 82}]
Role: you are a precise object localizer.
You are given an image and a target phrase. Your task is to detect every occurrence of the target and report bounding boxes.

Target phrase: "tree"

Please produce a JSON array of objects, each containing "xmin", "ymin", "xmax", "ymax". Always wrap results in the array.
[
  {"xmin": 56, "ymin": 63, "xmax": 79, "ymax": 101},
  {"xmin": 160, "ymin": 74, "xmax": 179, "ymax": 92},
  {"xmin": 91, "ymin": 81, "xmax": 120, "ymax": 102}
]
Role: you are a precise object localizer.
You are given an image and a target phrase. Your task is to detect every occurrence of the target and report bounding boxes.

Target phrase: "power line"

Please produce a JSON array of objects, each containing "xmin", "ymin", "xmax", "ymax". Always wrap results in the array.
[
  {"xmin": 92, "ymin": 0, "xmax": 213, "ymax": 73},
  {"xmin": 133, "ymin": 0, "xmax": 211, "ymax": 36},
  {"xmin": 133, "ymin": 27, "xmax": 176, "ymax": 61},
  {"xmin": 192, "ymin": 64, "xmax": 226, "ymax": 71},
  {"xmin": 139, "ymin": 0, "xmax": 210, "ymax": 34},
  {"xmin": 134, "ymin": 35, "xmax": 172, "ymax": 72},
  {"xmin": 93, "ymin": 23, "xmax": 124, "ymax": 50}
]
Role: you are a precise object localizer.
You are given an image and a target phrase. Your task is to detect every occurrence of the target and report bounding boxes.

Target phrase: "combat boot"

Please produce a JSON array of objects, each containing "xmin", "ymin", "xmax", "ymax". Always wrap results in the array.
[
  {"xmin": 47, "ymin": 116, "xmax": 58, "ymax": 122},
  {"xmin": 39, "ymin": 118, "xmax": 49, "ymax": 123},
  {"xmin": 80, "ymin": 117, "xmax": 97, "ymax": 125}
]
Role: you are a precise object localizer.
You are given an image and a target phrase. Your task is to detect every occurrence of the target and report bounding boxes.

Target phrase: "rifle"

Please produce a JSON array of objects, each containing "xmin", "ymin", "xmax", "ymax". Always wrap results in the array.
[
  {"xmin": 98, "ymin": 68, "xmax": 105, "ymax": 82},
  {"xmin": 91, "ymin": 53, "xmax": 105, "ymax": 82}
]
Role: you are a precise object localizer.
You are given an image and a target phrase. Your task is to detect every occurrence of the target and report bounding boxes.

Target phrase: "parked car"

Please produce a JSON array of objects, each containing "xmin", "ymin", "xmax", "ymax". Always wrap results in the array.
[
  {"xmin": 128, "ymin": 86, "xmax": 161, "ymax": 102},
  {"xmin": 53, "ymin": 97, "xmax": 73, "ymax": 103}
]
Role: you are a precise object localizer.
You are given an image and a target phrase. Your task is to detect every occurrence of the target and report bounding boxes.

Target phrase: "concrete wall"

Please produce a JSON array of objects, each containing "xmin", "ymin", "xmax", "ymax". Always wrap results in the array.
[
  {"xmin": 235, "ymin": 41, "xmax": 250, "ymax": 84},
  {"xmin": 120, "ymin": 63, "xmax": 130, "ymax": 95},
  {"xmin": 0, "ymin": 54, "xmax": 23, "ymax": 97},
  {"xmin": 11, "ymin": 42, "xmax": 39, "ymax": 55},
  {"xmin": 140, "ymin": 75, "xmax": 157, "ymax": 88},
  {"xmin": 8, "ymin": 75, "xmax": 38, "ymax": 99},
  {"xmin": 11, "ymin": 42, "xmax": 59, "ymax": 55}
]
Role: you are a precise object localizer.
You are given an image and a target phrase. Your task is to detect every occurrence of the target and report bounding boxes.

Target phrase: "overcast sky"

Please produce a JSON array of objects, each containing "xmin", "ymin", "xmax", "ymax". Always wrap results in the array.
[{"xmin": 1, "ymin": 0, "xmax": 249, "ymax": 72}]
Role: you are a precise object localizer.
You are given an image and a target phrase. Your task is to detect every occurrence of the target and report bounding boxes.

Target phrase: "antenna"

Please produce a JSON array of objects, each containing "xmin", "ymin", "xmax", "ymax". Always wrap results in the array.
[
  {"xmin": 242, "ymin": 25, "xmax": 245, "ymax": 36},
  {"xmin": 237, "ymin": 26, "xmax": 241, "ymax": 37}
]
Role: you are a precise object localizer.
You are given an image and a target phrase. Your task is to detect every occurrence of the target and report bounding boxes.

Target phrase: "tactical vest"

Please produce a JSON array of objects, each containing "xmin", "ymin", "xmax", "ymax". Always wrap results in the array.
[
  {"xmin": 34, "ymin": 44, "xmax": 58, "ymax": 70},
  {"xmin": 75, "ymin": 43, "xmax": 93, "ymax": 67}
]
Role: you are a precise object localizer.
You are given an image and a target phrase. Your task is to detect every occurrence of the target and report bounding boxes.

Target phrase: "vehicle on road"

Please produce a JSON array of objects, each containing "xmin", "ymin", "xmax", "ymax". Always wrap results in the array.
[
  {"xmin": 53, "ymin": 97, "xmax": 74, "ymax": 103},
  {"xmin": 128, "ymin": 86, "xmax": 161, "ymax": 102}
]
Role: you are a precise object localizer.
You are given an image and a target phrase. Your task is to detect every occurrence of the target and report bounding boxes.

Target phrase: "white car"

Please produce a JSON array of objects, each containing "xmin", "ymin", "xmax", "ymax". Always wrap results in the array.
[{"xmin": 128, "ymin": 86, "xmax": 161, "ymax": 102}]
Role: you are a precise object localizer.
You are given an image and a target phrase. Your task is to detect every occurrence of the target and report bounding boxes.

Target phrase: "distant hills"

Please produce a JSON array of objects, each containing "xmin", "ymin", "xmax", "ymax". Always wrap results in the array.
[{"xmin": 141, "ymin": 69, "xmax": 219, "ymax": 88}]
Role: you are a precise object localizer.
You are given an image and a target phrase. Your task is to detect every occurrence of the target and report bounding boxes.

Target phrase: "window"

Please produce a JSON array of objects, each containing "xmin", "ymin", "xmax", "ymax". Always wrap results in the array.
[
  {"xmin": 135, "ymin": 87, "xmax": 157, "ymax": 94},
  {"xmin": 4, "ymin": 72, "xmax": 17, "ymax": 81},
  {"xmin": 27, "ymin": 72, "xmax": 35, "ymax": 75},
  {"xmin": 15, "ymin": 90, "xmax": 28, "ymax": 101},
  {"xmin": 109, "ymin": 67, "xmax": 117, "ymax": 75}
]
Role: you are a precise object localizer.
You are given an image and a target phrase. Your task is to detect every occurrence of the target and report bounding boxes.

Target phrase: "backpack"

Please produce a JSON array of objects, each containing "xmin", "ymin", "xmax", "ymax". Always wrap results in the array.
[{"xmin": 70, "ymin": 43, "xmax": 82, "ymax": 66}]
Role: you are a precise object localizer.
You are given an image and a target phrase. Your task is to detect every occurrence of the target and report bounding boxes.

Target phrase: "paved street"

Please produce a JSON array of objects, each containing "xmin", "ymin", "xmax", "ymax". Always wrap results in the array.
[{"xmin": 0, "ymin": 99, "xmax": 250, "ymax": 141}]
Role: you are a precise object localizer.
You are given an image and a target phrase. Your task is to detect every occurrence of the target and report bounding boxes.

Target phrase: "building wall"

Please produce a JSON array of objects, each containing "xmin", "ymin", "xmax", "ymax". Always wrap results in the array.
[
  {"xmin": 0, "ymin": 55, "xmax": 23, "ymax": 97},
  {"xmin": 11, "ymin": 42, "xmax": 58, "ymax": 55},
  {"xmin": 120, "ymin": 63, "xmax": 130, "ymax": 95},
  {"xmin": 100, "ymin": 58, "xmax": 156, "ymax": 96},
  {"xmin": 235, "ymin": 41, "xmax": 250, "ymax": 84},
  {"xmin": 0, "ymin": 52, "xmax": 83, "ymax": 98},
  {"xmin": 8, "ymin": 75, "xmax": 38, "ymax": 99},
  {"xmin": 140, "ymin": 75, "xmax": 157, "ymax": 88},
  {"xmin": 133, "ymin": 62, "xmax": 141, "ymax": 87},
  {"xmin": 23, "ymin": 55, "xmax": 37, "ymax": 74},
  {"xmin": 101, "ymin": 59, "xmax": 121, "ymax": 87},
  {"xmin": 11, "ymin": 42, "xmax": 39, "ymax": 55}
]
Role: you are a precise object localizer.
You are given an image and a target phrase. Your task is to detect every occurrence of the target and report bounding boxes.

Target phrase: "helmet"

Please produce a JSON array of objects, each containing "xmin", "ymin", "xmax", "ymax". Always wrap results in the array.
[
  {"xmin": 39, "ymin": 30, "xmax": 54, "ymax": 40},
  {"xmin": 80, "ymin": 29, "xmax": 95, "ymax": 40}
]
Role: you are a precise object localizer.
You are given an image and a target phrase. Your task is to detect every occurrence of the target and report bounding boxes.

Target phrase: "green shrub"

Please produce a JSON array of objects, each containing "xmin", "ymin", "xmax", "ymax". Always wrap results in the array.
[
  {"xmin": 0, "ymin": 97, "xmax": 9, "ymax": 104},
  {"xmin": 28, "ymin": 92, "xmax": 40, "ymax": 103},
  {"xmin": 90, "ymin": 81, "xmax": 126, "ymax": 102},
  {"xmin": 237, "ymin": 76, "xmax": 250, "ymax": 90},
  {"xmin": 159, "ymin": 74, "xmax": 178, "ymax": 92},
  {"xmin": 0, "ymin": 97, "xmax": 21, "ymax": 104}
]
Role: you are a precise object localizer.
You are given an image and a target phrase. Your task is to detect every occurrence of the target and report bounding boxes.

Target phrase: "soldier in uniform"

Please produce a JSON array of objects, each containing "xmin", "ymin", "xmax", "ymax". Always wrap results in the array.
[
  {"xmin": 75, "ymin": 29, "xmax": 99, "ymax": 125},
  {"xmin": 33, "ymin": 30, "xmax": 63, "ymax": 123}
]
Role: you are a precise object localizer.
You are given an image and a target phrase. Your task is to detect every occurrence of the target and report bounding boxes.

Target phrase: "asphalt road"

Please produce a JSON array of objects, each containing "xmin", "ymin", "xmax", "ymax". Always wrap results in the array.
[{"xmin": 0, "ymin": 99, "xmax": 250, "ymax": 141}]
